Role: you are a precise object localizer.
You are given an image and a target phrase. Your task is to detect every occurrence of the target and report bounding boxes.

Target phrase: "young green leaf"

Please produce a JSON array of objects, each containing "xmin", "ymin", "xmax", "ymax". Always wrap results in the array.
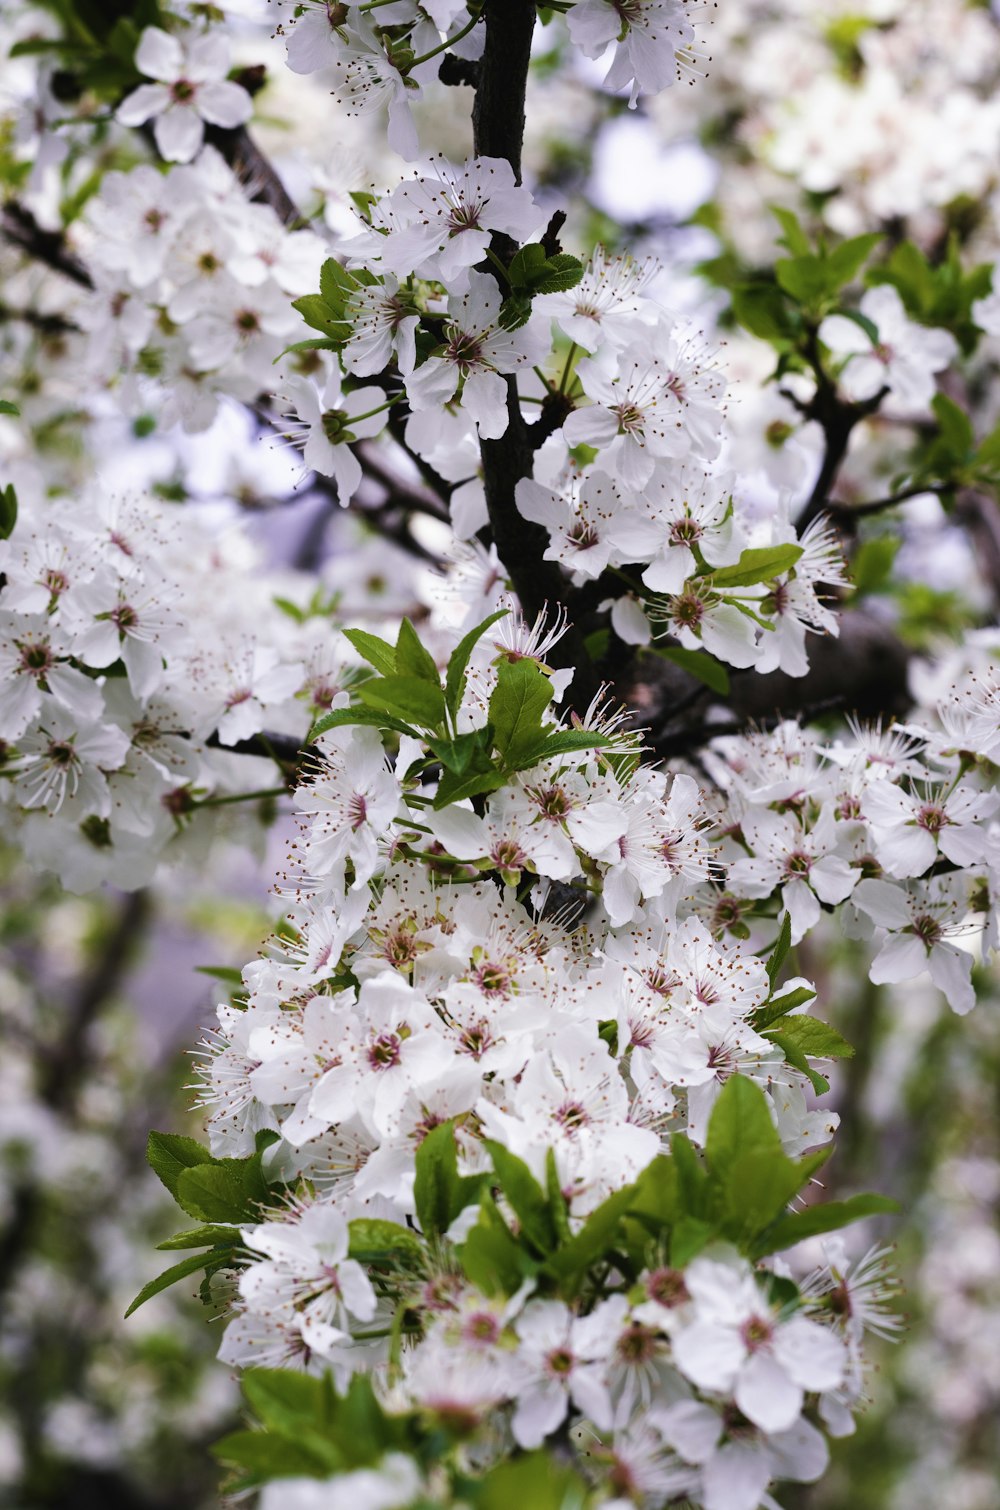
[
  {"xmin": 413, "ymin": 1121, "xmax": 486, "ymax": 1237},
  {"xmin": 751, "ymin": 983, "xmax": 817, "ymax": 1029},
  {"xmin": 444, "ymin": 608, "xmax": 509, "ymax": 718},
  {"xmin": 756, "ymin": 1192, "xmax": 900, "ymax": 1256},
  {"xmin": 489, "ymin": 658, "xmax": 554, "ymax": 764},
  {"xmin": 125, "ymin": 1251, "xmax": 221, "ymax": 1318},
  {"xmin": 767, "ymin": 1030, "xmax": 831, "ymax": 1095},
  {"xmin": 710, "ymin": 544, "xmax": 803, "ymax": 589},
  {"xmin": 394, "ymin": 617, "xmax": 440, "ymax": 685},
  {"xmin": 347, "ymin": 1218, "xmax": 425, "ymax": 1267},
  {"xmin": 355, "ymin": 675, "xmax": 446, "ymax": 730},
  {"xmin": 146, "ymin": 1131, "xmax": 219, "ymax": 1201},
  {"xmin": 343, "ymin": 627, "xmax": 397, "ymax": 677},
  {"xmin": 485, "ymin": 1140, "xmax": 559, "ymax": 1255},
  {"xmin": 764, "ymin": 1014, "xmax": 854, "ymax": 1059},
  {"xmin": 156, "ymin": 1224, "xmax": 240, "ymax": 1250},
  {"xmin": 308, "ymin": 705, "xmax": 418, "ymax": 742},
  {"xmin": 766, "ymin": 912, "xmax": 793, "ymax": 988}
]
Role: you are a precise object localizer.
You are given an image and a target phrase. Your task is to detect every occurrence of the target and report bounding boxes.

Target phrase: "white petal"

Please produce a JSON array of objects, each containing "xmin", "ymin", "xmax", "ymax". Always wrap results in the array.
[
  {"xmin": 198, "ymin": 80, "xmax": 253, "ymax": 128},
  {"xmin": 135, "ymin": 26, "xmax": 183, "ymax": 81},
  {"xmin": 735, "ymin": 1350, "xmax": 803, "ymax": 1434},
  {"xmin": 153, "ymin": 105, "xmax": 205, "ymax": 163}
]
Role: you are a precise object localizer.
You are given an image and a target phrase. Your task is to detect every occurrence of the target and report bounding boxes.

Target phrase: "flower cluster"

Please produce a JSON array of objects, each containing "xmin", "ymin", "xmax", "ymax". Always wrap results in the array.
[
  {"xmin": 269, "ymin": 0, "xmax": 716, "ymax": 159},
  {"xmin": 276, "ymin": 162, "xmax": 850, "ymax": 673},
  {"xmin": 77, "ymin": 144, "xmax": 324, "ymax": 433},
  {"xmin": 165, "ymin": 605, "xmax": 914, "ymax": 1507},
  {"xmin": 0, "ymin": 481, "xmax": 370, "ymax": 889}
]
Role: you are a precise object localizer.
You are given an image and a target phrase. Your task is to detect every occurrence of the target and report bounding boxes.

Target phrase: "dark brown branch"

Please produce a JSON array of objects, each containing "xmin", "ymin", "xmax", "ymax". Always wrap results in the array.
[
  {"xmin": 203, "ymin": 124, "xmax": 301, "ymax": 226},
  {"xmin": 1, "ymin": 203, "xmax": 93, "ymax": 288},
  {"xmin": 472, "ymin": 0, "xmax": 535, "ymax": 183},
  {"xmin": 0, "ymin": 301, "xmax": 80, "ymax": 336},
  {"xmin": 206, "ymin": 728, "xmax": 305, "ymax": 767},
  {"xmin": 631, "ymin": 608, "xmax": 915, "ymax": 757},
  {"xmin": 470, "ymin": 0, "xmax": 597, "ymax": 700},
  {"xmin": 794, "ymin": 324, "xmax": 889, "ymax": 532}
]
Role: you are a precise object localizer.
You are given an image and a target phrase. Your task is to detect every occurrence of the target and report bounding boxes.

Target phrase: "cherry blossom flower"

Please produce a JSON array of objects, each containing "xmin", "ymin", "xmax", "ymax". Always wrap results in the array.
[
  {"xmin": 510, "ymin": 1298, "xmax": 619, "ymax": 1446},
  {"xmin": 567, "ymin": 0, "xmax": 704, "ymax": 106},
  {"xmin": 405, "ymin": 271, "xmax": 547, "ymax": 440},
  {"xmin": 819, "ymin": 286, "xmax": 957, "ymax": 410},
  {"xmin": 852, "ymin": 876, "xmax": 980, "ymax": 1014},
  {"xmin": 671, "ymin": 1254, "xmax": 846, "ymax": 1433},
  {"xmin": 117, "ymin": 27, "xmax": 252, "ymax": 164}
]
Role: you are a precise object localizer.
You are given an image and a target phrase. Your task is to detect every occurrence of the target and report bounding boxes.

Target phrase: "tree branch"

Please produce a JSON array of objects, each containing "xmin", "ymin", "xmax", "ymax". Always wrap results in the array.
[
  {"xmin": 470, "ymin": 0, "xmax": 597, "ymax": 698},
  {"xmin": 1, "ymin": 203, "xmax": 93, "ymax": 288},
  {"xmin": 203, "ymin": 123, "xmax": 301, "ymax": 226},
  {"xmin": 631, "ymin": 608, "xmax": 915, "ymax": 757}
]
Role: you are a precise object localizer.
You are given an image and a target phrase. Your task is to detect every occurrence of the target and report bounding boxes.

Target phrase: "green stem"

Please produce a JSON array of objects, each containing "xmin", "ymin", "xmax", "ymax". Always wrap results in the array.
[
  {"xmin": 196, "ymin": 786, "xmax": 288, "ymax": 809},
  {"xmin": 485, "ymin": 247, "xmax": 512, "ymax": 286},
  {"xmin": 558, "ymin": 341, "xmax": 579, "ymax": 394},
  {"xmin": 408, "ymin": 11, "xmax": 481, "ymax": 68}
]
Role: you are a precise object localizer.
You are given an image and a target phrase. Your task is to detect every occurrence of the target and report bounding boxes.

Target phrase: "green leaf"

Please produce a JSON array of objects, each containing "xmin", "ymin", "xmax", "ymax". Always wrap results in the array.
[
  {"xmin": 849, "ymin": 535, "xmax": 900, "ymax": 598},
  {"xmin": 485, "ymin": 1141, "xmax": 558, "ymax": 1255},
  {"xmin": 759, "ymin": 1193, "xmax": 900, "ymax": 1255},
  {"xmin": 731, "ymin": 283, "xmax": 796, "ymax": 343},
  {"xmin": 308, "ymin": 705, "xmax": 417, "ymax": 742},
  {"xmin": 146, "ymin": 1131, "xmax": 218, "ymax": 1201},
  {"xmin": 752, "ymin": 984, "xmax": 817, "ymax": 1029},
  {"xmin": 156, "ymin": 1224, "xmax": 239, "ymax": 1250},
  {"xmin": 213, "ymin": 1429, "xmax": 337, "ymax": 1483},
  {"xmin": 508, "ymin": 242, "xmax": 548, "ymax": 290},
  {"xmin": 667, "ymin": 1133, "xmax": 711, "ymax": 1222},
  {"xmin": 319, "ymin": 257, "xmax": 357, "ymax": 312},
  {"xmin": 646, "ymin": 643, "xmax": 730, "ymax": 695},
  {"xmin": 775, "ymin": 254, "xmax": 832, "ymax": 307},
  {"xmin": 432, "ymin": 764, "xmax": 507, "ymax": 809},
  {"xmin": 511, "ymin": 727, "xmax": 612, "ymax": 767},
  {"xmin": 535, "ymin": 253, "xmax": 584, "ymax": 294},
  {"xmin": 413, "ymin": 1122, "xmax": 486, "ymax": 1237},
  {"xmin": 498, "ymin": 293, "xmax": 533, "ymax": 332},
  {"xmin": 195, "ymin": 965, "xmax": 244, "ymax": 987},
  {"xmin": 824, "ymin": 233, "xmax": 882, "ymax": 287},
  {"xmin": 459, "ymin": 1195, "xmax": 528, "ymax": 1296},
  {"xmin": 670, "ymin": 1215, "xmax": 714, "ymax": 1267},
  {"xmin": 125, "ymin": 1251, "xmax": 219, "ymax": 1318},
  {"xmin": 175, "ymin": 1155, "xmax": 271, "ymax": 1225},
  {"xmin": 347, "ymin": 1218, "xmax": 425, "ymax": 1267},
  {"xmin": 771, "ymin": 206, "xmax": 811, "ymax": 257},
  {"xmin": 0, "ymin": 399, "xmax": 20, "ymax": 415},
  {"xmin": 291, "ymin": 294, "xmax": 349, "ymax": 341},
  {"xmin": 476, "ymin": 1452, "xmax": 589, "ymax": 1510},
  {"xmin": 544, "ymin": 1182, "xmax": 635, "ymax": 1292},
  {"xmin": 544, "ymin": 1147, "xmax": 572, "ymax": 1246},
  {"xmin": 0, "ymin": 483, "xmax": 18, "ymax": 541},
  {"xmin": 394, "ymin": 617, "xmax": 440, "ymax": 684},
  {"xmin": 765, "ymin": 1014, "xmax": 854, "ymax": 1059},
  {"xmin": 343, "ymin": 626, "xmax": 397, "ymax": 676},
  {"xmin": 444, "ymin": 609, "xmax": 510, "ymax": 718},
  {"xmin": 242, "ymin": 1370, "xmax": 330, "ymax": 1435},
  {"xmin": 766, "ymin": 912, "xmax": 793, "ymax": 989},
  {"xmin": 705, "ymin": 1074, "xmax": 783, "ymax": 1176},
  {"xmin": 931, "ymin": 391, "xmax": 974, "ymax": 465},
  {"xmin": 767, "ymin": 1030, "xmax": 830, "ymax": 1095},
  {"xmin": 489, "ymin": 658, "xmax": 554, "ymax": 764},
  {"xmin": 710, "ymin": 544, "xmax": 804, "ymax": 588},
  {"xmin": 355, "ymin": 675, "xmax": 446, "ymax": 730}
]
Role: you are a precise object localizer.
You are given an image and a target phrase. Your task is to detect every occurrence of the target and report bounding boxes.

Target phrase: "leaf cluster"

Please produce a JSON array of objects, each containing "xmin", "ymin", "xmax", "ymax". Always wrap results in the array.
[{"xmin": 309, "ymin": 612, "xmax": 611, "ymax": 809}]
